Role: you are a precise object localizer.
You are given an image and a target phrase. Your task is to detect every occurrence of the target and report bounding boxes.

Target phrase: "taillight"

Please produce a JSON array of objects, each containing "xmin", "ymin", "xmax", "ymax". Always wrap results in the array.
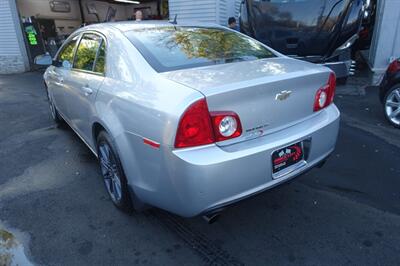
[
  {"xmin": 314, "ymin": 72, "xmax": 336, "ymax": 112},
  {"xmin": 387, "ymin": 59, "xmax": 400, "ymax": 73},
  {"xmin": 175, "ymin": 99, "xmax": 242, "ymax": 148},
  {"xmin": 174, "ymin": 99, "xmax": 215, "ymax": 148},
  {"xmin": 210, "ymin": 112, "xmax": 242, "ymax": 142}
]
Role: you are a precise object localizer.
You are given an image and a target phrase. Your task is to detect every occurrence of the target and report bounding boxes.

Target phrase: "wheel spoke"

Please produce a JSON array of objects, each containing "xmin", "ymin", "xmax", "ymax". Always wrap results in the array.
[
  {"xmin": 386, "ymin": 101, "xmax": 400, "ymax": 108},
  {"xmin": 99, "ymin": 145, "xmax": 109, "ymax": 161},
  {"xmin": 389, "ymin": 108, "xmax": 400, "ymax": 118},
  {"xmin": 100, "ymin": 157, "xmax": 109, "ymax": 169},
  {"xmin": 394, "ymin": 89, "xmax": 400, "ymax": 101},
  {"xmin": 111, "ymin": 179, "xmax": 117, "ymax": 197},
  {"xmin": 104, "ymin": 171, "xmax": 113, "ymax": 180},
  {"xmin": 113, "ymin": 177, "xmax": 122, "ymax": 200},
  {"xmin": 99, "ymin": 142, "xmax": 123, "ymax": 202}
]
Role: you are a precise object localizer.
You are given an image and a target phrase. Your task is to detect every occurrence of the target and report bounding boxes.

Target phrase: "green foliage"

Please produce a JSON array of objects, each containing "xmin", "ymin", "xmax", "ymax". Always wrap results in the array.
[
  {"xmin": 94, "ymin": 41, "xmax": 105, "ymax": 73},
  {"xmin": 144, "ymin": 27, "xmax": 273, "ymax": 63},
  {"xmin": 74, "ymin": 35, "xmax": 101, "ymax": 71}
]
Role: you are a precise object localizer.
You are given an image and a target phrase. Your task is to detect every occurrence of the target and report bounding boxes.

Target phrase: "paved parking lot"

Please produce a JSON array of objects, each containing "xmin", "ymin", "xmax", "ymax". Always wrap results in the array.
[{"xmin": 1, "ymin": 71, "xmax": 400, "ymax": 265}]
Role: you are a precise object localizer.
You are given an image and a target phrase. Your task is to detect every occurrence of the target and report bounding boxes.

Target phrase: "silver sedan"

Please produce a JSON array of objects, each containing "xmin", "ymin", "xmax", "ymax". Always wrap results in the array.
[{"xmin": 36, "ymin": 21, "xmax": 340, "ymax": 218}]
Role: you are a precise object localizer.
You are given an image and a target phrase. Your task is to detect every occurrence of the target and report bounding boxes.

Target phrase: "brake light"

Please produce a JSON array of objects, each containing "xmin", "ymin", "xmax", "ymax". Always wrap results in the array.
[
  {"xmin": 314, "ymin": 72, "xmax": 336, "ymax": 112},
  {"xmin": 175, "ymin": 99, "xmax": 242, "ymax": 148},
  {"xmin": 387, "ymin": 59, "xmax": 400, "ymax": 73},
  {"xmin": 175, "ymin": 99, "xmax": 215, "ymax": 148}
]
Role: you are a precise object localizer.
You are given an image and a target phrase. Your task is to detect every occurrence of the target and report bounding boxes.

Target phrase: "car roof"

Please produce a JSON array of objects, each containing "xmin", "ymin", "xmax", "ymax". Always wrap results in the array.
[{"xmin": 82, "ymin": 20, "xmax": 225, "ymax": 33}]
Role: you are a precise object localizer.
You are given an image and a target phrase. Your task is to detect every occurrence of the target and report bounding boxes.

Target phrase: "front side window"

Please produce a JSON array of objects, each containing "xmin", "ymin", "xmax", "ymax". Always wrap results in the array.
[
  {"xmin": 125, "ymin": 26, "xmax": 276, "ymax": 72},
  {"xmin": 58, "ymin": 35, "xmax": 79, "ymax": 68},
  {"xmin": 74, "ymin": 33, "xmax": 103, "ymax": 72}
]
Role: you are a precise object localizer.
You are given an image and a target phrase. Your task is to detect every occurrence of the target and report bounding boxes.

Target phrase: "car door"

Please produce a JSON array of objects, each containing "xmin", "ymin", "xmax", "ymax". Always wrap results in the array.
[
  {"xmin": 47, "ymin": 34, "xmax": 80, "ymax": 118},
  {"xmin": 64, "ymin": 32, "xmax": 106, "ymax": 143}
]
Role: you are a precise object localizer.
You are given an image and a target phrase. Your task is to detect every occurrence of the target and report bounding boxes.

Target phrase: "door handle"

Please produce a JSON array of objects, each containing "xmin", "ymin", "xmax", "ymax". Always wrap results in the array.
[{"xmin": 82, "ymin": 86, "xmax": 93, "ymax": 96}]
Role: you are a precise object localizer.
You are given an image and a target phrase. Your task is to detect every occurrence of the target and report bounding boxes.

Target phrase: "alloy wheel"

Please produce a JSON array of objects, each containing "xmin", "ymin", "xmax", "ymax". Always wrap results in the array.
[
  {"xmin": 98, "ymin": 142, "xmax": 123, "ymax": 202},
  {"xmin": 385, "ymin": 88, "xmax": 400, "ymax": 126}
]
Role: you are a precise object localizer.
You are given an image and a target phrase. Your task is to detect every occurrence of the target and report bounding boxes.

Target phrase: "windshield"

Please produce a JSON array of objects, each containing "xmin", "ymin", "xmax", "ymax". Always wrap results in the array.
[{"xmin": 124, "ymin": 26, "xmax": 276, "ymax": 72}]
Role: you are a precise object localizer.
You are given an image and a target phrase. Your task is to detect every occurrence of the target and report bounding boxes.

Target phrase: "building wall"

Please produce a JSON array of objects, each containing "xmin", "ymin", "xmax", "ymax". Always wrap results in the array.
[
  {"xmin": 17, "ymin": 0, "xmax": 82, "ymax": 35},
  {"xmin": 218, "ymin": 0, "xmax": 227, "ymax": 25},
  {"xmin": 234, "ymin": 0, "xmax": 240, "ymax": 19},
  {"xmin": 169, "ymin": 0, "xmax": 218, "ymax": 24},
  {"xmin": 368, "ymin": 0, "xmax": 400, "ymax": 72},
  {"xmin": 16, "ymin": 0, "xmax": 158, "ymax": 36},
  {"xmin": 0, "ymin": 0, "xmax": 29, "ymax": 74},
  {"xmin": 80, "ymin": 0, "xmax": 158, "ymax": 23},
  {"xmin": 169, "ymin": 0, "xmax": 240, "ymax": 25}
]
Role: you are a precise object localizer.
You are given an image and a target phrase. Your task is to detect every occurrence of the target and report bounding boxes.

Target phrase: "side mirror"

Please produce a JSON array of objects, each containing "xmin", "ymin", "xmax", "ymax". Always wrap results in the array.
[{"xmin": 34, "ymin": 54, "xmax": 52, "ymax": 66}]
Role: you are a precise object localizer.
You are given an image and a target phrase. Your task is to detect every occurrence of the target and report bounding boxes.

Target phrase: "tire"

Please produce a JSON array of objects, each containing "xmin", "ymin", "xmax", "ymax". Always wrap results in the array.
[
  {"xmin": 97, "ymin": 131, "xmax": 133, "ymax": 212},
  {"xmin": 46, "ymin": 86, "xmax": 63, "ymax": 124},
  {"xmin": 383, "ymin": 84, "xmax": 400, "ymax": 128}
]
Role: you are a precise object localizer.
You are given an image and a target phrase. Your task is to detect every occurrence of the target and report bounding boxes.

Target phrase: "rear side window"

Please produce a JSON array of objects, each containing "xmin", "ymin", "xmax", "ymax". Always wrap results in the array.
[
  {"xmin": 74, "ymin": 33, "xmax": 103, "ymax": 72},
  {"xmin": 94, "ymin": 41, "xmax": 106, "ymax": 73},
  {"xmin": 125, "ymin": 26, "xmax": 276, "ymax": 72},
  {"xmin": 58, "ymin": 35, "xmax": 79, "ymax": 68}
]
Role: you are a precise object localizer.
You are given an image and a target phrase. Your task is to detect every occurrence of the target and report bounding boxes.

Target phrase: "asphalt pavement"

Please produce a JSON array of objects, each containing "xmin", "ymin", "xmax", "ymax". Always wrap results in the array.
[{"xmin": 0, "ymin": 71, "xmax": 399, "ymax": 266}]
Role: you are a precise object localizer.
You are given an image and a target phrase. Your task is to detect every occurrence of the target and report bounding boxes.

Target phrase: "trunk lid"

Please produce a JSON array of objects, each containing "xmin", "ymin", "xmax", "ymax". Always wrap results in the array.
[{"xmin": 162, "ymin": 57, "xmax": 331, "ymax": 146}]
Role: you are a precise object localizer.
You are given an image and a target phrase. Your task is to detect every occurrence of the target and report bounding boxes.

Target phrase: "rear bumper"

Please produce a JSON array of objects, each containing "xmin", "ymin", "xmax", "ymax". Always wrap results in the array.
[{"xmin": 133, "ymin": 105, "xmax": 340, "ymax": 217}]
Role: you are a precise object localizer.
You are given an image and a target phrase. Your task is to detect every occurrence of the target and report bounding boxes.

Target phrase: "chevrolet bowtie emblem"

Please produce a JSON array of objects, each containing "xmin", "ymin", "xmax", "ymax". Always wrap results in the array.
[{"xmin": 275, "ymin": 90, "xmax": 292, "ymax": 101}]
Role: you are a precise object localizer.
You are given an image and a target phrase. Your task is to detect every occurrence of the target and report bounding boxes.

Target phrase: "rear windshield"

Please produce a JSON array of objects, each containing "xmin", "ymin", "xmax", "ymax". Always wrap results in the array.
[{"xmin": 124, "ymin": 26, "xmax": 276, "ymax": 72}]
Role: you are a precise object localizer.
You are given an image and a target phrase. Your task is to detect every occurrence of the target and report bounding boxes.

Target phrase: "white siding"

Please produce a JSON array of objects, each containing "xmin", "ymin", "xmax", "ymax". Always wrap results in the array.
[
  {"xmin": 368, "ymin": 0, "xmax": 400, "ymax": 72},
  {"xmin": 0, "ymin": 0, "xmax": 28, "ymax": 73},
  {"xmin": 234, "ymin": 0, "xmax": 240, "ymax": 19},
  {"xmin": 218, "ymin": 0, "xmax": 227, "ymax": 25},
  {"xmin": 226, "ymin": 0, "xmax": 239, "ymax": 21},
  {"xmin": 0, "ymin": 0, "xmax": 22, "ymax": 56},
  {"xmin": 168, "ymin": 0, "xmax": 240, "ymax": 26},
  {"xmin": 169, "ymin": 0, "xmax": 217, "ymax": 24}
]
